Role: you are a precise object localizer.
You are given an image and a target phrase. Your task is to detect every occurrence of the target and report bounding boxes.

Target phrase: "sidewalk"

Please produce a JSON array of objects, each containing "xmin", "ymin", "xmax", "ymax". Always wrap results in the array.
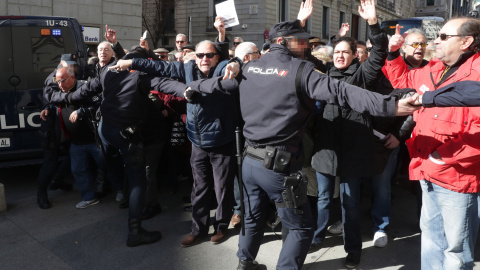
[{"xmin": 0, "ymin": 164, "xmax": 478, "ymax": 269}]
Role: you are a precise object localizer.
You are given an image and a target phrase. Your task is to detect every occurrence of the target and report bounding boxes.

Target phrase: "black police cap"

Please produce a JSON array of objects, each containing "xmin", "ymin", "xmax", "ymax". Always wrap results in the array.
[
  {"xmin": 61, "ymin": 53, "xmax": 77, "ymax": 65},
  {"xmin": 262, "ymin": 42, "xmax": 271, "ymax": 51},
  {"xmin": 183, "ymin": 44, "xmax": 195, "ymax": 51},
  {"xmin": 269, "ymin": 20, "xmax": 314, "ymax": 40},
  {"xmin": 124, "ymin": 46, "xmax": 149, "ymax": 60}
]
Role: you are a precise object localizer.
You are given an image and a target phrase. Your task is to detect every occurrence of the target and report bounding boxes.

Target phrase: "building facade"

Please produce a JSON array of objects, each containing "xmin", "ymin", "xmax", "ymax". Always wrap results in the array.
[
  {"xmin": 146, "ymin": 0, "xmax": 415, "ymax": 50},
  {"xmin": 1, "ymin": 0, "xmax": 143, "ymax": 53},
  {"xmin": 415, "ymin": 0, "xmax": 471, "ymax": 19}
]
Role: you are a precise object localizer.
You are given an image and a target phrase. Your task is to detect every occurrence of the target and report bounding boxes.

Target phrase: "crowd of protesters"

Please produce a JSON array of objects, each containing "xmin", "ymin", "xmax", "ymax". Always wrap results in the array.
[{"xmin": 35, "ymin": 0, "xmax": 480, "ymax": 269}]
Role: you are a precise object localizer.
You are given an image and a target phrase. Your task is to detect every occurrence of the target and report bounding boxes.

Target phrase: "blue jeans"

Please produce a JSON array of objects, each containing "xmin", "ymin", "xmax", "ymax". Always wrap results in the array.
[
  {"xmin": 370, "ymin": 146, "xmax": 399, "ymax": 233},
  {"xmin": 312, "ymin": 172, "xmax": 334, "ymax": 245},
  {"xmin": 70, "ymin": 143, "xmax": 101, "ymax": 201},
  {"xmin": 340, "ymin": 176, "xmax": 363, "ymax": 254},
  {"xmin": 420, "ymin": 180, "xmax": 480, "ymax": 270}
]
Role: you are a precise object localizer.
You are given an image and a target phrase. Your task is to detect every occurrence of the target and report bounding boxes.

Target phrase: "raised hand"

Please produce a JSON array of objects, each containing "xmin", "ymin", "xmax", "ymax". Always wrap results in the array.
[
  {"xmin": 104, "ymin": 25, "xmax": 117, "ymax": 45},
  {"xmin": 337, "ymin": 23, "xmax": 350, "ymax": 38},
  {"xmin": 358, "ymin": 0, "xmax": 377, "ymax": 25},
  {"xmin": 297, "ymin": 0, "xmax": 313, "ymax": 27},
  {"xmin": 388, "ymin": 24, "xmax": 405, "ymax": 52},
  {"xmin": 214, "ymin": 16, "xmax": 226, "ymax": 42},
  {"xmin": 140, "ymin": 38, "xmax": 149, "ymax": 51}
]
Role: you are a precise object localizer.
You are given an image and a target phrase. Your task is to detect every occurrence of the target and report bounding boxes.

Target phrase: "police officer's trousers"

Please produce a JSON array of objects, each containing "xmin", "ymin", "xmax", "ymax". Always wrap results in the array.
[{"xmin": 237, "ymin": 156, "xmax": 314, "ymax": 270}]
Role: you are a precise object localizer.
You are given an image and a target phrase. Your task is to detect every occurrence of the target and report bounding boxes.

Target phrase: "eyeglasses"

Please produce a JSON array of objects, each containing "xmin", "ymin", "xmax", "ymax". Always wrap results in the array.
[
  {"xmin": 196, "ymin": 53, "xmax": 217, "ymax": 59},
  {"xmin": 406, "ymin": 42, "xmax": 428, "ymax": 49},
  {"xmin": 53, "ymin": 77, "xmax": 71, "ymax": 84},
  {"xmin": 366, "ymin": 47, "xmax": 372, "ymax": 52},
  {"xmin": 176, "ymin": 40, "xmax": 185, "ymax": 44},
  {"xmin": 159, "ymin": 55, "xmax": 167, "ymax": 59},
  {"xmin": 233, "ymin": 42, "xmax": 241, "ymax": 45},
  {"xmin": 437, "ymin": 33, "xmax": 464, "ymax": 41}
]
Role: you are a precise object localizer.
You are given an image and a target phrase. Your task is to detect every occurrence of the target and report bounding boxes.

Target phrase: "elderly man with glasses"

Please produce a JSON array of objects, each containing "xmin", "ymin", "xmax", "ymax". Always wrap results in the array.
[
  {"xmin": 175, "ymin": 33, "xmax": 187, "ymax": 51},
  {"xmin": 50, "ymin": 67, "xmax": 103, "ymax": 209},
  {"xmin": 388, "ymin": 27, "xmax": 429, "ymax": 71},
  {"xmin": 384, "ymin": 18, "xmax": 480, "ymax": 270},
  {"xmin": 110, "ymin": 16, "xmax": 240, "ymax": 248}
]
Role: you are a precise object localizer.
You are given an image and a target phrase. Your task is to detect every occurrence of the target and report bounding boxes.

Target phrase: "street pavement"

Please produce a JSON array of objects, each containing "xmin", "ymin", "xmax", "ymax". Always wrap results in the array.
[{"xmin": 0, "ymin": 164, "xmax": 479, "ymax": 270}]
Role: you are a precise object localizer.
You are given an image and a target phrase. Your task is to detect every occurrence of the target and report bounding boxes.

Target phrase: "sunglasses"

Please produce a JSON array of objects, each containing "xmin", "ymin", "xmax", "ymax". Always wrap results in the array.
[
  {"xmin": 53, "ymin": 77, "xmax": 71, "ymax": 84},
  {"xmin": 176, "ymin": 40, "xmax": 185, "ymax": 44},
  {"xmin": 233, "ymin": 42, "xmax": 241, "ymax": 45},
  {"xmin": 406, "ymin": 42, "xmax": 428, "ymax": 49},
  {"xmin": 159, "ymin": 55, "xmax": 167, "ymax": 59},
  {"xmin": 196, "ymin": 53, "xmax": 217, "ymax": 59},
  {"xmin": 366, "ymin": 47, "xmax": 372, "ymax": 52},
  {"xmin": 437, "ymin": 33, "xmax": 464, "ymax": 40}
]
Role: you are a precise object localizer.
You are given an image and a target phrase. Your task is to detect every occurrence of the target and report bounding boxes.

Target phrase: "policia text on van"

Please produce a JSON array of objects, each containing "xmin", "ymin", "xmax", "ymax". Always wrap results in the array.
[{"xmin": 0, "ymin": 16, "xmax": 87, "ymax": 167}]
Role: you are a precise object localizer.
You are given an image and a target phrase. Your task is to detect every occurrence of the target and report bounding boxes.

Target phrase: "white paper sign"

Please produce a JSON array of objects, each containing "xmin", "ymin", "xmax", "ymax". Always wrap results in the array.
[
  {"xmin": 215, "ymin": 0, "xmax": 239, "ymax": 28},
  {"xmin": 141, "ymin": 30, "xmax": 147, "ymax": 40}
]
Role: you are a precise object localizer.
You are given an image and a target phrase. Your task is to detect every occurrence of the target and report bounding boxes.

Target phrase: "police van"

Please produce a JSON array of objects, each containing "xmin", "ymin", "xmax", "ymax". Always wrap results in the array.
[
  {"xmin": 0, "ymin": 16, "xmax": 87, "ymax": 167},
  {"xmin": 381, "ymin": 17, "xmax": 444, "ymax": 41}
]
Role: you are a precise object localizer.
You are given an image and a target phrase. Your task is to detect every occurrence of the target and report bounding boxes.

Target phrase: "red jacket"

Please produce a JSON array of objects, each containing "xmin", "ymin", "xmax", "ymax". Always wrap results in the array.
[{"xmin": 384, "ymin": 53, "xmax": 480, "ymax": 193}]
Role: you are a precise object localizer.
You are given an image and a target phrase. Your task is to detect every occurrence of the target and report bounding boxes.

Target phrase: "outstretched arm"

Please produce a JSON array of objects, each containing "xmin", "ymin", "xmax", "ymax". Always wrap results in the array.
[
  {"xmin": 422, "ymin": 81, "xmax": 480, "ymax": 107},
  {"xmin": 304, "ymin": 68, "xmax": 420, "ymax": 117}
]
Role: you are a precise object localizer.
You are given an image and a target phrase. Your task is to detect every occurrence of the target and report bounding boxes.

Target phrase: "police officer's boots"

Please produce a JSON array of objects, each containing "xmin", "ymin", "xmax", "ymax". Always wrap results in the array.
[
  {"xmin": 49, "ymin": 175, "xmax": 73, "ymax": 191},
  {"xmin": 237, "ymin": 260, "xmax": 259, "ymax": 270},
  {"xmin": 126, "ymin": 218, "xmax": 162, "ymax": 247},
  {"xmin": 37, "ymin": 192, "xmax": 51, "ymax": 209}
]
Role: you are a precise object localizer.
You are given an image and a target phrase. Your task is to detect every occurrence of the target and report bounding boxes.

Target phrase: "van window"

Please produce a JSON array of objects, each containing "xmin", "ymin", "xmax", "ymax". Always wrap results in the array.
[{"xmin": 11, "ymin": 26, "xmax": 75, "ymax": 91}]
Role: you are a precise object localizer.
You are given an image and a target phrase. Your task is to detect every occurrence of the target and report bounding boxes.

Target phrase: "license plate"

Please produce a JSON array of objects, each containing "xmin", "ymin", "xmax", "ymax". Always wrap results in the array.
[{"xmin": 0, "ymin": 138, "xmax": 10, "ymax": 147}]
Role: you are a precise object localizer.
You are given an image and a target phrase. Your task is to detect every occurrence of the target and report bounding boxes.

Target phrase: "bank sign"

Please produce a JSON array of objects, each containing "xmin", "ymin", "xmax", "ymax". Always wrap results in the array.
[{"xmin": 83, "ymin": 26, "xmax": 100, "ymax": 44}]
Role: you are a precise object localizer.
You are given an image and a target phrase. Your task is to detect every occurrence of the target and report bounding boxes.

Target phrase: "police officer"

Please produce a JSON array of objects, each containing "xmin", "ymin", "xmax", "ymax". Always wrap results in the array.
[{"xmin": 187, "ymin": 19, "xmax": 420, "ymax": 270}]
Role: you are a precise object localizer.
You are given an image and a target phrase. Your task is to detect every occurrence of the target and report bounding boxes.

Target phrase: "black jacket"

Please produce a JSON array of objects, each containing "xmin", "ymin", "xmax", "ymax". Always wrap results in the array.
[
  {"xmin": 49, "ymin": 61, "xmax": 186, "ymax": 130},
  {"xmin": 311, "ymin": 23, "xmax": 390, "ymax": 177}
]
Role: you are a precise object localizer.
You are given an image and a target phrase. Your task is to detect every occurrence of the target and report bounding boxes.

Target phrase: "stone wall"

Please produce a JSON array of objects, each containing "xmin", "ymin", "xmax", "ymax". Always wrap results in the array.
[{"xmin": 2, "ymin": 0, "xmax": 143, "ymax": 49}]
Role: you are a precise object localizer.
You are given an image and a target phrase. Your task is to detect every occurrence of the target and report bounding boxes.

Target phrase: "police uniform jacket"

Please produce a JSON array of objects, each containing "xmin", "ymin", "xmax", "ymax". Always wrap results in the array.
[{"xmin": 189, "ymin": 44, "xmax": 398, "ymax": 153}]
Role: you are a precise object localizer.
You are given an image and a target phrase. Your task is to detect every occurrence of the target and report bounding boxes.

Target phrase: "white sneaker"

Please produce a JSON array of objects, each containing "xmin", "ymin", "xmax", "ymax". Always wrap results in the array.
[
  {"xmin": 373, "ymin": 231, "xmax": 388, "ymax": 248},
  {"xmin": 327, "ymin": 220, "xmax": 344, "ymax": 235},
  {"xmin": 76, "ymin": 198, "xmax": 99, "ymax": 209},
  {"xmin": 116, "ymin": 191, "xmax": 124, "ymax": 202}
]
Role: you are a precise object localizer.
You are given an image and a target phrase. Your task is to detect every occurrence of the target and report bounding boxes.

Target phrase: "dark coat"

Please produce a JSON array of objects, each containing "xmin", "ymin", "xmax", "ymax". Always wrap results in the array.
[{"xmin": 311, "ymin": 23, "xmax": 390, "ymax": 177}]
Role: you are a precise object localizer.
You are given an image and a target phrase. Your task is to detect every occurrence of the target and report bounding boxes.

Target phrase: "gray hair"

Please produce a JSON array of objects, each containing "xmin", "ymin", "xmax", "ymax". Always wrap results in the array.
[
  {"xmin": 235, "ymin": 42, "xmax": 256, "ymax": 60},
  {"xmin": 57, "ymin": 66, "xmax": 75, "ymax": 78},
  {"xmin": 314, "ymin": 45, "xmax": 333, "ymax": 57},
  {"xmin": 234, "ymin": 37, "xmax": 243, "ymax": 42},
  {"xmin": 195, "ymin": 40, "xmax": 216, "ymax": 51},
  {"xmin": 176, "ymin": 33, "xmax": 187, "ymax": 40},
  {"xmin": 404, "ymin": 28, "xmax": 426, "ymax": 44},
  {"xmin": 98, "ymin": 41, "xmax": 114, "ymax": 52}
]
